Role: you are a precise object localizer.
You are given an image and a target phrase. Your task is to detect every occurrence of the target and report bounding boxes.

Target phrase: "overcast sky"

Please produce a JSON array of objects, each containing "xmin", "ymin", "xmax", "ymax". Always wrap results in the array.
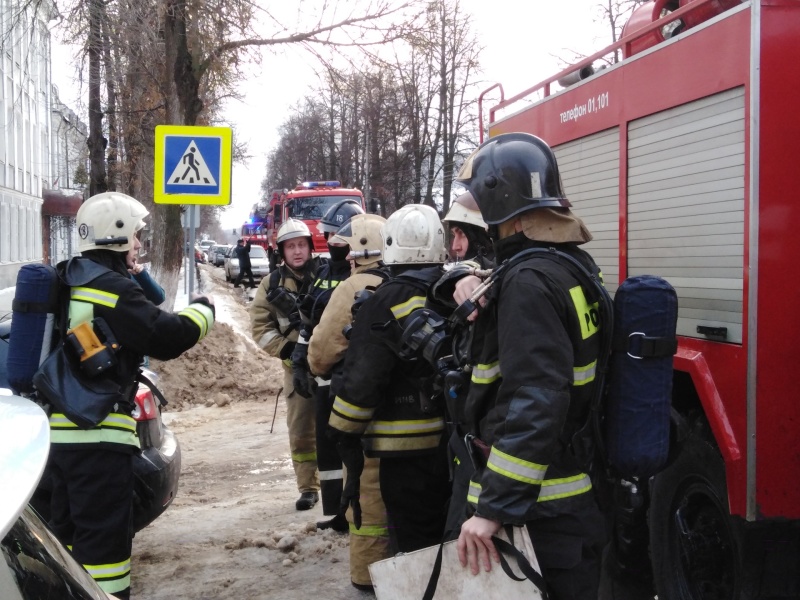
[{"xmin": 51, "ymin": 1, "xmax": 614, "ymax": 231}]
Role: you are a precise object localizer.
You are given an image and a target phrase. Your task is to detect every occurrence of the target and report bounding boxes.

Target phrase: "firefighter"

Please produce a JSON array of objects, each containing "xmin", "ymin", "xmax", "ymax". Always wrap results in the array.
[
  {"xmin": 293, "ymin": 199, "xmax": 364, "ymax": 528},
  {"xmin": 251, "ymin": 218, "xmax": 322, "ymax": 510},
  {"xmin": 452, "ymin": 132, "xmax": 605, "ymax": 599},
  {"xmin": 47, "ymin": 192, "xmax": 216, "ymax": 599},
  {"xmin": 429, "ymin": 192, "xmax": 497, "ymax": 540},
  {"xmin": 328, "ymin": 204, "xmax": 452, "ymax": 556},
  {"xmin": 307, "ymin": 213, "xmax": 391, "ymax": 590},
  {"xmin": 442, "ymin": 191, "xmax": 493, "ymax": 267}
]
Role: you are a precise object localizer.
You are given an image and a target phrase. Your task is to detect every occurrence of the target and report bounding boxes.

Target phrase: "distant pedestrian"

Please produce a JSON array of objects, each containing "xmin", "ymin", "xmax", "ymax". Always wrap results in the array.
[{"xmin": 234, "ymin": 238, "xmax": 255, "ymax": 288}]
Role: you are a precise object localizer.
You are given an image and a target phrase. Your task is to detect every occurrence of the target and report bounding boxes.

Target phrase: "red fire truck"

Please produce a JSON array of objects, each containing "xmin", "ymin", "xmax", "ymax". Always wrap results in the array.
[
  {"xmin": 241, "ymin": 189, "xmax": 282, "ymax": 255},
  {"xmin": 242, "ymin": 181, "xmax": 365, "ymax": 267},
  {"xmin": 479, "ymin": 0, "xmax": 800, "ymax": 596}
]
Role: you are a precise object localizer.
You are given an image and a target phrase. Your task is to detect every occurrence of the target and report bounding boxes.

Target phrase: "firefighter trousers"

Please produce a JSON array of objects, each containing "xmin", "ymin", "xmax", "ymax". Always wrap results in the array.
[
  {"xmin": 346, "ymin": 456, "xmax": 391, "ymax": 587},
  {"xmin": 526, "ymin": 502, "xmax": 607, "ymax": 600},
  {"xmin": 379, "ymin": 442, "xmax": 451, "ymax": 554},
  {"xmin": 283, "ymin": 364, "xmax": 319, "ymax": 493},
  {"xmin": 315, "ymin": 380, "xmax": 343, "ymax": 515},
  {"xmin": 48, "ymin": 446, "xmax": 134, "ymax": 599}
]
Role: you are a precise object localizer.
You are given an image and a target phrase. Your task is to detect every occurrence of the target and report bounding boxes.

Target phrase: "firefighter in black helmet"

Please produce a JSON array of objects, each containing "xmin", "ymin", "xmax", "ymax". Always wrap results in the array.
[{"xmin": 452, "ymin": 133, "xmax": 606, "ymax": 599}]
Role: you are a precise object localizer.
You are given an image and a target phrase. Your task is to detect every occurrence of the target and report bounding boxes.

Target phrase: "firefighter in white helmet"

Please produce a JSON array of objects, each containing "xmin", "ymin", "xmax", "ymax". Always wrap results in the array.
[
  {"xmin": 250, "ymin": 218, "xmax": 323, "ymax": 510},
  {"xmin": 307, "ymin": 213, "xmax": 392, "ymax": 590},
  {"xmin": 442, "ymin": 191, "xmax": 493, "ymax": 268},
  {"xmin": 328, "ymin": 204, "xmax": 452, "ymax": 559},
  {"xmin": 44, "ymin": 192, "xmax": 215, "ymax": 599}
]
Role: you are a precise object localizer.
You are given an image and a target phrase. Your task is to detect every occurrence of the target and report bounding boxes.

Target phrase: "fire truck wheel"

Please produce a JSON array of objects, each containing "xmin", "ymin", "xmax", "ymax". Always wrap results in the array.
[{"xmin": 648, "ymin": 423, "xmax": 742, "ymax": 600}]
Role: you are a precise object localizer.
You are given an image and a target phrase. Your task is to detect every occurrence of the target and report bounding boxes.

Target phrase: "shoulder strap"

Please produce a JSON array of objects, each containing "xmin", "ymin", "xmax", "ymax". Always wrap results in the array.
[
  {"xmin": 137, "ymin": 371, "xmax": 168, "ymax": 407},
  {"xmin": 268, "ymin": 268, "xmax": 283, "ymax": 292},
  {"xmin": 421, "ymin": 526, "xmax": 549, "ymax": 600},
  {"xmin": 499, "ymin": 247, "xmax": 614, "ymax": 471},
  {"xmin": 364, "ymin": 267, "xmax": 391, "ymax": 281},
  {"xmin": 392, "ymin": 267, "xmax": 441, "ymax": 292}
]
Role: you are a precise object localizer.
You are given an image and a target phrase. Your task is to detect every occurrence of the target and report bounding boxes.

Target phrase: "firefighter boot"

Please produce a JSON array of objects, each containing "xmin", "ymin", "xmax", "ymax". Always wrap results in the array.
[{"xmin": 295, "ymin": 491, "xmax": 319, "ymax": 511}]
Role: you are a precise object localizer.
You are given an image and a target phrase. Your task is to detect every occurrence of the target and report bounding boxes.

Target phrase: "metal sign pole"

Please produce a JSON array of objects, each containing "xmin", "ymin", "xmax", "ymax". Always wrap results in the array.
[
  {"xmin": 183, "ymin": 226, "xmax": 188, "ymax": 294},
  {"xmin": 188, "ymin": 205, "xmax": 196, "ymax": 294}
]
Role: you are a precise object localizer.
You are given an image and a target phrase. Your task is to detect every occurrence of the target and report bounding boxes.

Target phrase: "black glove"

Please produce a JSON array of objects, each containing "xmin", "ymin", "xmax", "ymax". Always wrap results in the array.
[
  {"xmin": 336, "ymin": 433, "xmax": 365, "ymax": 529},
  {"xmin": 288, "ymin": 310, "xmax": 302, "ymax": 333},
  {"xmin": 290, "ymin": 338, "xmax": 312, "ymax": 399},
  {"xmin": 279, "ymin": 341, "xmax": 296, "ymax": 360}
]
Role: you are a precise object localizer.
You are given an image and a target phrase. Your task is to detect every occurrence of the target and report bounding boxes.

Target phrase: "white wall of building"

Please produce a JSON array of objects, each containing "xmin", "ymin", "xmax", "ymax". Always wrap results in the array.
[{"xmin": 0, "ymin": 0, "xmax": 86, "ymax": 293}]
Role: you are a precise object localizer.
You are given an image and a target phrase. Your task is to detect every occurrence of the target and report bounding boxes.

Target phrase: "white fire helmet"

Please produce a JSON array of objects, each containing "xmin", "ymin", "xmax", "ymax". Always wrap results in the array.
[
  {"xmin": 277, "ymin": 218, "xmax": 312, "ymax": 247},
  {"xmin": 382, "ymin": 204, "xmax": 447, "ymax": 266},
  {"xmin": 442, "ymin": 191, "xmax": 487, "ymax": 231},
  {"xmin": 76, "ymin": 192, "xmax": 148, "ymax": 253},
  {"xmin": 331, "ymin": 213, "xmax": 386, "ymax": 266}
]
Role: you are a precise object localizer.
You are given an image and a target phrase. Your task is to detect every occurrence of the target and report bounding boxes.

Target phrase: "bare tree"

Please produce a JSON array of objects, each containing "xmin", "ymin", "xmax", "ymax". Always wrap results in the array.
[
  {"xmin": 596, "ymin": 0, "xmax": 650, "ymax": 63},
  {"xmin": 261, "ymin": 0, "xmax": 482, "ymax": 217},
  {"xmin": 429, "ymin": 0, "xmax": 481, "ymax": 215}
]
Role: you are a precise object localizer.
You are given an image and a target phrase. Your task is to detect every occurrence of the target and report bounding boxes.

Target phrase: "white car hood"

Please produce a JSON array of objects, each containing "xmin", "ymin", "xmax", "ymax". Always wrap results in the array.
[{"xmin": 0, "ymin": 393, "xmax": 50, "ymax": 538}]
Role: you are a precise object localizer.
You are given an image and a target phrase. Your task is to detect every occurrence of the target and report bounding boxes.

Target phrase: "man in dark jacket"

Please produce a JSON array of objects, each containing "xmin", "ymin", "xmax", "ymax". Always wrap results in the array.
[
  {"xmin": 453, "ymin": 133, "xmax": 606, "ymax": 599},
  {"xmin": 233, "ymin": 237, "xmax": 255, "ymax": 288},
  {"xmin": 45, "ymin": 192, "xmax": 215, "ymax": 599}
]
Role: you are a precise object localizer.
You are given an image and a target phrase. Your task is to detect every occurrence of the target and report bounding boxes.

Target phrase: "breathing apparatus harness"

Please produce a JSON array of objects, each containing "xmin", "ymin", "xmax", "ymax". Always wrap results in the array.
[{"xmin": 398, "ymin": 246, "xmax": 615, "ymax": 471}]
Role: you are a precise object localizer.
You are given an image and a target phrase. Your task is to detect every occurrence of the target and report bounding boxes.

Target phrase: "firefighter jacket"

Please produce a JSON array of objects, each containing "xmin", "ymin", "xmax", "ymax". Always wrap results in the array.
[
  {"xmin": 307, "ymin": 264, "xmax": 388, "ymax": 377},
  {"xmin": 298, "ymin": 257, "xmax": 351, "ymax": 354},
  {"xmin": 250, "ymin": 258, "xmax": 321, "ymax": 359},
  {"xmin": 329, "ymin": 266, "xmax": 447, "ymax": 457},
  {"xmin": 50, "ymin": 252, "xmax": 215, "ymax": 451},
  {"xmin": 463, "ymin": 233, "xmax": 603, "ymax": 525}
]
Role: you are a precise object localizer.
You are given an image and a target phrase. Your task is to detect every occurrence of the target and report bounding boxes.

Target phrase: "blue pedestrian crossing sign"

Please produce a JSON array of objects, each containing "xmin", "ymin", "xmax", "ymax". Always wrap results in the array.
[{"xmin": 154, "ymin": 125, "xmax": 232, "ymax": 205}]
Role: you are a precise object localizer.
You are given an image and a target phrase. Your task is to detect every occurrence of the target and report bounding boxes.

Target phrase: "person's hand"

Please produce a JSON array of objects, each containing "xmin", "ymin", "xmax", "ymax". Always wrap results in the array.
[
  {"xmin": 190, "ymin": 292, "xmax": 215, "ymax": 306},
  {"xmin": 335, "ymin": 434, "xmax": 365, "ymax": 529},
  {"xmin": 290, "ymin": 341, "xmax": 312, "ymax": 399},
  {"xmin": 454, "ymin": 275, "xmax": 485, "ymax": 322},
  {"xmin": 457, "ymin": 515, "xmax": 501, "ymax": 575},
  {"xmin": 128, "ymin": 262, "xmax": 144, "ymax": 275}
]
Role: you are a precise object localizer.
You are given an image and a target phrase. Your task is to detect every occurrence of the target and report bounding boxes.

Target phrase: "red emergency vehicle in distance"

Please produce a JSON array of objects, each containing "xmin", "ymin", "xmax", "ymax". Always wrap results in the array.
[
  {"xmin": 479, "ymin": 0, "xmax": 800, "ymax": 596},
  {"xmin": 241, "ymin": 189, "xmax": 282, "ymax": 256},
  {"xmin": 242, "ymin": 181, "xmax": 365, "ymax": 266}
]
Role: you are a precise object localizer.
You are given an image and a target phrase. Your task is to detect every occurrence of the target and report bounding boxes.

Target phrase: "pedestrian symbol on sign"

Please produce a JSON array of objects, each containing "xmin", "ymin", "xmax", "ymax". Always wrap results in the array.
[{"xmin": 168, "ymin": 140, "xmax": 218, "ymax": 186}]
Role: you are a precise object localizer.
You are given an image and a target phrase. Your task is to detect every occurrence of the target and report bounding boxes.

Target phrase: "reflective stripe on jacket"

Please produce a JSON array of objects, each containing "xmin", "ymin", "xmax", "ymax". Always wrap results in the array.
[
  {"xmin": 462, "ymin": 239, "xmax": 603, "ymax": 523},
  {"xmin": 250, "ymin": 259, "xmax": 321, "ymax": 357},
  {"xmin": 51, "ymin": 255, "xmax": 214, "ymax": 449},
  {"xmin": 329, "ymin": 266, "xmax": 447, "ymax": 457}
]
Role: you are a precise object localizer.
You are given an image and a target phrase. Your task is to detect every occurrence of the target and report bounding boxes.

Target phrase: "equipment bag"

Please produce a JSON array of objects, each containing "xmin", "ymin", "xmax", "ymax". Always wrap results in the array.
[
  {"xmin": 32, "ymin": 340, "xmax": 125, "ymax": 429},
  {"xmin": 7, "ymin": 264, "xmax": 61, "ymax": 394},
  {"xmin": 369, "ymin": 525, "xmax": 546, "ymax": 600},
  {"xmin": 605, "ymin": 275, "xmax": 678, "ymax": 479}
]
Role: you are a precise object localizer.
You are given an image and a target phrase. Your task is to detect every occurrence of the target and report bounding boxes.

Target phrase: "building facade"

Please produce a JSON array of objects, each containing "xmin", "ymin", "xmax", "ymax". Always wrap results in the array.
[{"xmin": 0, "ymin": 0, "xmax": 86, "ymax": 294}]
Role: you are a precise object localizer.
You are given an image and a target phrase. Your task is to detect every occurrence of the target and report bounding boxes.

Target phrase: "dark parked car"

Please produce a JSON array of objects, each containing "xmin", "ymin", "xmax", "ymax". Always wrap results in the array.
[
  {"xmin": 211, "ymin": 244, "xmax": 231, "ymax": 267},
  {"xmin": 0, "ymin": 315, "xmax": 180, "ymax": 533}
]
